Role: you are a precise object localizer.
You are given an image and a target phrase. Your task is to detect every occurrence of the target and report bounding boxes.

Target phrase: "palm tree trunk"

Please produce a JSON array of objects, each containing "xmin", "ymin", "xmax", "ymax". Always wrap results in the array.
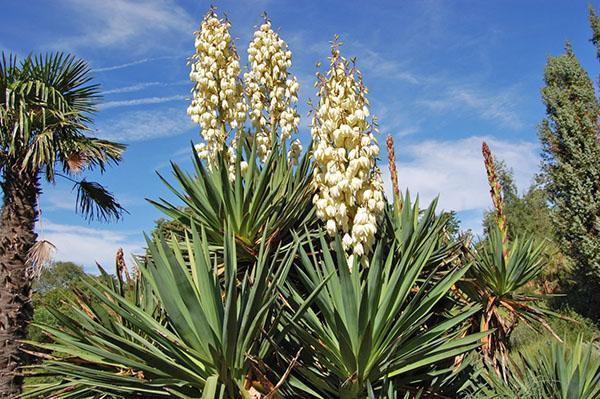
[{"xmin": 0, "ymin": 164, "xmax": 39, "ymax": 398}]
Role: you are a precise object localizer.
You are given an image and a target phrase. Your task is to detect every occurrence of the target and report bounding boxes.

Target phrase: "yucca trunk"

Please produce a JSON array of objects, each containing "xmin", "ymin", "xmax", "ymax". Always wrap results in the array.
[{"xmin": 0, "ymin": 163, "xmax": 39, "ymax": 398}]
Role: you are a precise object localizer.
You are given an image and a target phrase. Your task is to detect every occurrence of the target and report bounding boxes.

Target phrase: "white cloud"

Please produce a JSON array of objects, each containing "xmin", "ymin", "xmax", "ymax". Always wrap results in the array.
[
  {"xmin": 381, "ymin": 135, "xmax": 539, "ymax": 214},
  {"xmin": 372, "ymin": 99, "xmax": 421, "ymax": 138},
  {"xmin": 55, "ymin": 0, "xmax": 195, "ymax": 53},
  {"xmin": 43, "ymin": 189, "xmax": 76, "ymax": 211},
  {"xmin": 39, "ymin": 221, "xmax": 144, "ymax": 273},
  {"xmin": 285, "ymin": 31, "xmax": 330, "ymax": 58},
  {"xmin": 99, "ymin": 95, "xmax": 187, "ymax": 110},
  {"xmin": 351, "ymin": 43, "xmax": 421, "ymax": 85},
  {"xmin": 96, "ymin": 107, "xmax": 194, "ymax": 142},
  {"xmin": 102, "ymin": 81, "xmax": 164, "ymax": 94},
  {"xmin": 418, "ymin": 86, "xmax": 524, "ymax": 130},
  {"xmin": 93, "ymin": 55, "xmax": 184, "ymax": 72},
  {"xmin": 101, "ymin": 80, "xmax": 189, "ymax": 95}
]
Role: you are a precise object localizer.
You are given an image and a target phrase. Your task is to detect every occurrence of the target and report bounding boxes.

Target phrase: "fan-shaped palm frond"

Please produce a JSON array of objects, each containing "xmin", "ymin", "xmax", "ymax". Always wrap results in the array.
[
  {"xmin": 0, "ymin": 51, "xmax": 126, "ymax": 221},
  {"xmin": 74, "ymin": 179, "xmax": 127, "ymax": 222}
]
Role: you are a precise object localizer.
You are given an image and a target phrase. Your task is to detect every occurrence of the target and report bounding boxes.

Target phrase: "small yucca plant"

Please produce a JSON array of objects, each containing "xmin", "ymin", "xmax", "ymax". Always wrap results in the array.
[
  {"xmin": 458, "ymin": 142, "xmax": 562, "ymax": 379},
  {"xmin": 23, "ymin": 227, "xmax": 308, "ymax": 398},
  {"xmin": 472, "ymin": 336, "xmax": 600, "ymax": 399}
]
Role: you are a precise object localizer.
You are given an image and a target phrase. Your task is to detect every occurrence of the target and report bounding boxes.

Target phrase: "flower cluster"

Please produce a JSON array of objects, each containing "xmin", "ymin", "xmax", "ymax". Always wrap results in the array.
[
  {"xmin": 227, "ymin": 145, "xmax": 249, "ymax": 181},
  {"xmin": 287, "ymin": 138, "xmax": 303, "ymax": 165},
  {"xmin": 244, "ymin": 19, "xmax": 300, "ymax": 161},
  {"xmin": 311, "ymin": 45, "xmax": 385, "ymax": 261},
  {"xmin": 188, "ymin": 11, "xmax": 247, "ymax": 167}
]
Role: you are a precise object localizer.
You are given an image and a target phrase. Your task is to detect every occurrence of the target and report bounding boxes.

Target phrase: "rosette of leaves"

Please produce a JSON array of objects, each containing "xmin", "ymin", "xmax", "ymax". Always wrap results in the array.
[
  {"xmin": 281, "ymin": 203, "xmax": 487, "ymax": 398},
  {"xmin": 150, "ymin": 139, "xmax": 315, "ymax": 264},
  {"xmin": 22, "ymin": 226, "xmax": 310, "ymax": 398},
  {"xmin": 471, "ymin": 336, "xmax": 600, "ymax": 399}
]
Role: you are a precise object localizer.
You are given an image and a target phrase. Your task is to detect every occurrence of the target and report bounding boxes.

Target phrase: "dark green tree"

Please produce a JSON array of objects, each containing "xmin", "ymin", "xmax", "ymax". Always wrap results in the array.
[
  {"xmin": 539, "ymin": 34, "xmax": 600, "ymax": 315},
  {"xmin": 32, "ymin": 261, "xmax": 85, "ymax": 295}
]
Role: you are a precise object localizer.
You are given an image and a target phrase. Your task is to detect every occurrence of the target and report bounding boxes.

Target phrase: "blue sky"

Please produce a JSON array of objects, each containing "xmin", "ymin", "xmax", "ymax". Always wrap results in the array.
[{"xmin": 1, "ymin": 0, "xmax": 597, "ymax": 270}]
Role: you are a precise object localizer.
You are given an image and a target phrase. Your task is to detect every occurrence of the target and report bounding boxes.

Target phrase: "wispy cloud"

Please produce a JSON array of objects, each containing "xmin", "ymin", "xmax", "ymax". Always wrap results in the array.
[
  {"xmin": 93, "ymin": 55, "xmax": 185, "ymax": 72},
  {"xmin": 54, "ymin": 0, "xmax": 195, "ymax": 53},
  {"xmin": 42, "ymin": 189, "xmax": 76, "ymax": 212},
  {"xmin": 371, "ymin": 99, "xmax": 421, "ymax": 138},
  {"xmin": 154, "ymin": 145, "xmax": 195, "ymax": 170},
  {"xmin": 418, "ymin": 86, "xmax": 524, "ymax": 130},
  {"xmin": 286, "ymin": 31, "xmax": 330, "ymax": 58},
  {"xmin": 40, "ymin": 221, "xmax": 144, "ymax": 273},
  {"xmin": 96, "ymin": 107, "xmax": 194, "ymax": 142},
  {"xmin": 102, "ymin": 81, "xmax": 164, "ymax": 94},
  {"xmin": 41, "ymin": 188, "xmax": 143, "ymax": 213},
  {"xmin": 102, "ymin": 80, "xmax": 188, "ymax": 95},
  {"xmin": 99, "ymin": 95, "xmax": 187, "ymax": 110},
  {"xmin": 350, "ymin": 42, "xmax": 421, "ymax": 85},
  {"xmin": 381, "ymin": 135, "xmax": 539, "ymax": 217}
]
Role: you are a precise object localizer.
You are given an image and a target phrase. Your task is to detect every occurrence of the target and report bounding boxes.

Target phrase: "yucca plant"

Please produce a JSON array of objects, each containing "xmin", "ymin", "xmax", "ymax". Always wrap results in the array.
[
  {"xmin": 22, "ymin": 10, "xmax": 501, "ymax": 399},
  {"xmin": 458, "ymin": 142, "xmax": 561, "ymax": 378},
  {"xmin": 150, "ymin": 140, "xmax": 314, "ymax": 263},
  {"xmin": 386, "ymin": 192, "xmax": 462, "ymax": 271},
  {"xmin": 145, "ymin": 8, "xmax": 314, "ymax": 266},
  {"xmin": 366, "ymin": 380, "xmax": 421, "ymax": 399},
  {"xmin": 282, "ymin": 213, "xmax": 487, "ymax": 398},
  {"xmin": 459, "ymin": 226, "xmax": 562, "ymax": 374},
  {"xmin": 22, "ymin": 225, "xmax": 311, "ymax": 398},
  {"xmin": 471, "ymin": 336, "xmax": 600, "ymax": 399}
]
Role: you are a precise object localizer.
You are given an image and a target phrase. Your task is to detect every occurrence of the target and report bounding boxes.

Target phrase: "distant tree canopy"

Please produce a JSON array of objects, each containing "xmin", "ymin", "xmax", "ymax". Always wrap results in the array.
[
  {"xmin": 152, "ymin": 215, "xmax": 187, "ymax": 239},
  {"xmin": 32, "ymin": 261, "xmax": 85, "ymax": 294},
  {"xmin": 29, "ymin": 262, "xmax": 86, "ymax": 343}
]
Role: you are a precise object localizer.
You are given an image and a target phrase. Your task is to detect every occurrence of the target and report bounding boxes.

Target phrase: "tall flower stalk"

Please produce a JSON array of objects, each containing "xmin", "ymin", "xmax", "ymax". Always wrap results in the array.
[
  {"xmin": 482, "ymin": 141, "xmax": 508, "ymax": 261},
  {"xmin": 311, "ymin": 41, "xmax": 385, "ymax": 261},
  {"xmin": 386, "ymin": 134, "xmax": 401, "ymax": 211},
  {"xmin": 244, "ymin": 15, "xmax": 300, "ymax": 161},
  {"xmin": 188, "ymin": 9, "xmax": 247, "ymax": 168}
]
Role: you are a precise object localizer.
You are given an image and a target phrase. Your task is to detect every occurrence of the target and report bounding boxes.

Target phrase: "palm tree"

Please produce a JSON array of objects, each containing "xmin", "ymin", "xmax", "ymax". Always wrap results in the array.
[{"xmin": 0, "ymin": 52, "xmax": 125, "ymax": 397}]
